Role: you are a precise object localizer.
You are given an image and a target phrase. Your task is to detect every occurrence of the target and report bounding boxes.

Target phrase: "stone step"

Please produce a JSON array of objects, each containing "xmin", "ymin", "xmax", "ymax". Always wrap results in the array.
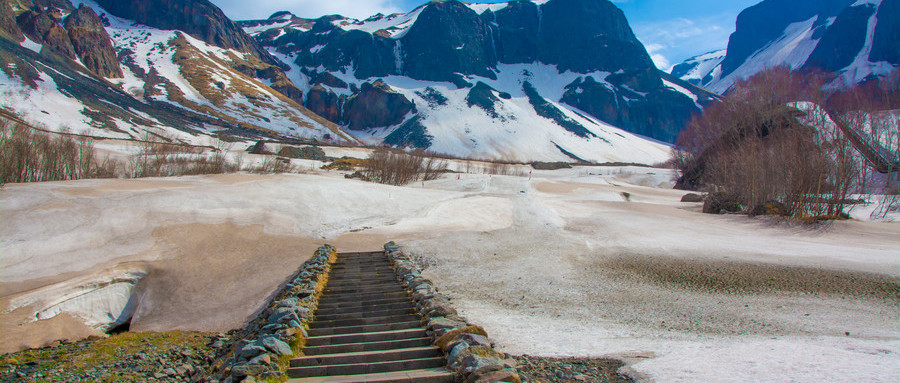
[
  {"xmin": 316, "ymin": 291, "xmax": 408, "ymax": 304},
  {"xmin": 315, "ymin": 307, "xmax": 416, "ymax": 322},
  {"xmin": 330, "ymin": 264, "xmax": 391, "ymax": 269},
  {"xmin": 290, "ymin": 347, "xmax": 441, "ymax": 368},
  {"xmin": 288, "ymin": 357, "xmax": 444, "ymax": 378},
  {"xmin": 324, "ymin": 285, "xmax": 406, "ymax": 295},
  {"xmin": 305, "ymin": 328, "xmax": 427, "ymax": 347},
  {"xmin": 331, "ymin": 258, "xmax": 390, "ymax": 265},
  {"xmin": 285, "ymin": 368, "xmax": 454, "ymax": 383},
  {"xmin": 315, "ymin": 302, "xmax": 414, "ymax": 316},
  {"xmin": 327, "ymin": 271, "xmax": 396, "ymax": 279},
  {"xmin": 302, "ymin": 337, "xmax": 433, "ymax": 355},
  {"xmin": 328, "ymin": 275, "xmax": 399, "ymax": 287},
  {"xmin": 306, "ymin": 321, "xmax": 423, "ymax": 337},
  {"xmin": 328, "ymin": 269, "xmax": 395, "ymax": 277},
  {"xmin": 316, "ymin": 297, "xmax": 411, "ymax": 310},
  {"xmin": 309, "ymin": 314, "xmax": 420, "ymax": 329},
  {"xmin": 331, "ymin": 258, "xmax": 391, "ymax": 268},
  {"xmin": 324, "ymin": 280, "xmax": 401, "ymax": 289}
]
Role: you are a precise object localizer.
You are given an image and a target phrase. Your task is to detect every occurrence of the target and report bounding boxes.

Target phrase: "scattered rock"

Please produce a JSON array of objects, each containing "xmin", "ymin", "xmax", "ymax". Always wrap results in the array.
[{"xmin": 680, "ymin": 193, "xmax": 703, "ymax": 203}]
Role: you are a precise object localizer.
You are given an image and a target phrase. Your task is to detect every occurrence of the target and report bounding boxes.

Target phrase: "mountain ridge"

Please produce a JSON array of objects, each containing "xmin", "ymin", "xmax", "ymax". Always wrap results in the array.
[
  {"xmin": 237, "ymin": 0, "xmax": 714, "ymax": 162},
  {"xmin": 672, "ymin": 0, "xmax": 899, "ymax": 93},
  {"xmin": 0, "ymin": 0, "xmax": 714, "ymax": 163}
]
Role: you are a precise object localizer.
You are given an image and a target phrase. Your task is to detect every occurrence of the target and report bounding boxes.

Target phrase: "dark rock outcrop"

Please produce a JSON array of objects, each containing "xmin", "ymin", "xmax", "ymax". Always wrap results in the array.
[
  {"xmin": 400, "ymin": 1, "xmax": 497, "ymax": 81},
  {"xmin": 465, "ymin": 81, "xmax": 501, "ymax": 118},
  {"xmin": 523, "ymin": 81, "xmax": 596, "ymax": 139},
  {"xmin": 488, "ymin": 0, "xmax": 539, "ymax": 64},
  {"xmin": 17, "ymin": 8, "xmax": 76, "ymax": 59},
  {"xmin": 803, "ymin": 4, "xmax": 876, "ymax": 73},
  {"xmin": 0, "ymin": 1, "xmax": 24, "ymax": 42},
  {"xmin": 384, "ymin": 115, "xmax": 432, "ymax": 149},
  {"xmin": 305, "ymin": 85, "xmax": 343, "ymax": 123},
  {"xmin": 870, "ymin": 0, "xmax": 900, "ymax": 65},
  {"xmin": 64, "ymin": 4, "xmax": 123, "ymax": 78},
  {"xmin": 537, "ymin": 0, "xmax": 654, "ymax": 74},
  {"xmin": 342, "ymin": 80, "xmax": 415, "ymax": 130},
  {"xmin": 720, "ymin": 0, "xmax": 854, "ymax": 77},
  {"xmin": 561, "ymin": 76, "xmax": 619, "ymax": 127}
]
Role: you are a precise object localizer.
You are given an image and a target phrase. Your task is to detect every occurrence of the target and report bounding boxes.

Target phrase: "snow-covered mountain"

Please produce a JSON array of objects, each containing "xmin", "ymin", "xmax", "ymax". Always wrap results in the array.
[
  {"xmin": 669, "ymin": 50, "xmax": 726, "ymax": 87},
  {"xmin": 237, "ymin": 0, "xmax": 714, "ymax": 162},
  {"xmin": 0, "ymin": 0, "xmax": 354, "ymax": 144},
  {"xmin": 672, "ymin": 0, "xmax": 899, "ymax": 94},
  {"xmin": 0, "ymin": 0, "xmax": 712, "ymax": 163}
]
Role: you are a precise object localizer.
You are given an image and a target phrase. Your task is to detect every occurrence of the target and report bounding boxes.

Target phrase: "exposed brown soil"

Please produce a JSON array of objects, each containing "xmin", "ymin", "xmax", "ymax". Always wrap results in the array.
[{"xmin": 603, "ymin": 255, "xmax": 900, "ymax": 300}]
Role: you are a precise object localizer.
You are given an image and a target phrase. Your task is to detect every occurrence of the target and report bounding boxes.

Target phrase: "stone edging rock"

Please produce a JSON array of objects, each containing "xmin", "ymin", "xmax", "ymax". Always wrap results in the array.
[
  {"xmin": 383, "ymin": 242, "xmax": 522, "ymax": 383},
  {"xmin": 209, "ymin": 244, "xmax": 337, "ymax": 383}
]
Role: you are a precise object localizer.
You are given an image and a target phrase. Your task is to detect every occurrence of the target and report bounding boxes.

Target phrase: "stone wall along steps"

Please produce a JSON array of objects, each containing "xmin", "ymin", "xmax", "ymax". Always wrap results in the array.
[{"xmin": 286, "ymin": 252, "xmax": 453, "ymax": 383}]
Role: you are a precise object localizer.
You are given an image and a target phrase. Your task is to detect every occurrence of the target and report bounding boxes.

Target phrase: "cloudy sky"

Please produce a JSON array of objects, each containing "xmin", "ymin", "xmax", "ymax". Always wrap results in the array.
[{"xmin": 210, "ymin": 0, "xmax": 761, "ymax": 70}]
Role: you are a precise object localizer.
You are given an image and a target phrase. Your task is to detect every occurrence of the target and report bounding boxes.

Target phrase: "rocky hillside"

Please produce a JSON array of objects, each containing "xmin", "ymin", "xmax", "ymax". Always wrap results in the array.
[
  {"xmin": 0, "ymin": 0, "xmax": 712, "ymax": 163},
  {"xmin": 673, "ymin": 0, "xmax": 899, "ymax": 93},
  {"xmin": 0, "ymin": 0, "xmax": 353, "ymax": 144},
  {"xmin": 240, "ymin": 0, "xmax": 714, "ymax": 163}
]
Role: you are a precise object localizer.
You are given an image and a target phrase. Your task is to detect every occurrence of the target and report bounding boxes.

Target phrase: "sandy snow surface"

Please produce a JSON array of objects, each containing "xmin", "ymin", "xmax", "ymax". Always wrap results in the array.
[{"xmin": 1, "ymin": 166, "xmax": 898, "ymax": 382}]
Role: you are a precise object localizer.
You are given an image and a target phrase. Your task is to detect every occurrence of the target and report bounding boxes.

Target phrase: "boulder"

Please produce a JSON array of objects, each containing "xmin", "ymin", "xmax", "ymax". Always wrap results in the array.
[
  {"xmin": 278, "ymin": 145, "xmax": 328, "ymax": 161},
  {"xmin": 435, "ymin": 325, "xmax": 489, "ymax": 351},
  {"xmin": 680, "ymin": 193, "xmax": 703, "ymax": 203},
  {"xmin": 235, "ymin": 343, "xmax": 266, "ymax": 361},
  {"xmin": 703, "ymin": 191, "xmax": 743, "ymax": 214},
  {"xmin": 427, "ymin": 317, "xmax": 467, "ymax": 332},
  {"xmin": 472, "ymin": 368, "xmax": 521, "ymax": 383},
  {"xmin": 258, "ymin": 335, "xmax": 293, "ymax": 356}
]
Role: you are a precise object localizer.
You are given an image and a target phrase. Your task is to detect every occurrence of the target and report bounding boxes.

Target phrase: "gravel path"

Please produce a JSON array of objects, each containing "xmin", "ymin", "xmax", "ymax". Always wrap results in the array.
[{"xmin": 513, "ymin": 355, "xmax": 634, "ymax": 383}]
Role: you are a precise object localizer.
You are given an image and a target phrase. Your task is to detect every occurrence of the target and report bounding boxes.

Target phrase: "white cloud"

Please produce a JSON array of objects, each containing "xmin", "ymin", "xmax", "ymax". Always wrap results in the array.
[
  {"xmin": 212, "ymin": 0, "xmax": 405, "ymax": 20},
  {"xmin": 644, "ymin": 43, "xmax": 670, "ymax": 70},
  {"xmin": 632, "ymin": 14, "xmax": 735, "ymax": 67}
]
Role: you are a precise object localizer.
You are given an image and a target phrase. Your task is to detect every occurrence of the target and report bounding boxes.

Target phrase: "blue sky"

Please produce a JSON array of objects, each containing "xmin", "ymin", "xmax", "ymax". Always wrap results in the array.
[{"xmin": 212, "ymin": 0, "xmax": 761, "ymax": 70}]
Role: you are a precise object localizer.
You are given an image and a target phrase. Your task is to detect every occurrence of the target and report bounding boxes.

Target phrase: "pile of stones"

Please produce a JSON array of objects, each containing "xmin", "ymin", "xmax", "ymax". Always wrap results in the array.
[
  {"xmin": 384, "ymin": 242, "xmax": 521, "ymax": 383},
  {"xmin": 209, "ymin": 245, "xmax": 336, "ymax": 383}
]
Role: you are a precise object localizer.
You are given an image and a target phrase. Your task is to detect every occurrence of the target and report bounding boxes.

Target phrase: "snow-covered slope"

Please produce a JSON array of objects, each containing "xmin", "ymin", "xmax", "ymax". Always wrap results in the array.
[
  {"xmin": 0, "ymin": 0, "xmax": 354, "ymax": 145},
  {"xmin": 669, "ymin": 49, "xmax": 726, "ymax": 87},
  {"xmin": 674, "ymin": 0, "xmax": 899, "ymax": 94},
  {"xmin": 238, "ymin": 0, "xmax": 712, "ymax": 163},
  {"xmin": 361, "ymin": 65, "xmax": 673, "ymax": 164}
]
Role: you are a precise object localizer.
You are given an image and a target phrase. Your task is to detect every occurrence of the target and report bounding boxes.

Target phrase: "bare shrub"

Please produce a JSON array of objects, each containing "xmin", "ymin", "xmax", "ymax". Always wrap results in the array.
[
  {"xmin": 250, "ymin": 156, "xmax": 294, "ymax": 174},
  {"xmin": 0, "ymin": 118, "xmax": 118, "ymax": 183},
  {"xmin": 127, "ymin": 132, "xmax": 241, "ymax": 178},
  {"xmin": 674, "ymin": 66, "xmax": 865, "ymax": 220},
  {"xmin": 485, "ymin": 161, "xmax": 526, "ymax": 176},
  {"xmin": 363, "ymin": 148, "xmax": 448, "ymax": 185}
]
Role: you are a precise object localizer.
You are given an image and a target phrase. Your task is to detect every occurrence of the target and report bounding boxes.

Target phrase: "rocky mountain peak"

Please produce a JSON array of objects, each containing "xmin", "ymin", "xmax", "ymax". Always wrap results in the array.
[{"xmin": 94, "ymin": 0, "xmax": 278, "ymax": 66}]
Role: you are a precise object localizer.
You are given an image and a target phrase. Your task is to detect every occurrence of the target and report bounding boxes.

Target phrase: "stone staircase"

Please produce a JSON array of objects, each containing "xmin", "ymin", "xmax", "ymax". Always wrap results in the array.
[{"xmin": 286, "ymin": 252, "xmax": 454, "ymax": 383}]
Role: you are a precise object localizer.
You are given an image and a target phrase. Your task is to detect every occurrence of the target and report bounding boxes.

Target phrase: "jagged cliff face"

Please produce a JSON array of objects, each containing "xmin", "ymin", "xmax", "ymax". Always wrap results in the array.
[
  {"xmin": 241, "ymin": 0, "xmax": 710, "ymax": 161},
  {"xmin": 0, "ymin": 0, "xmax": 352, "ymax": 144},
  {"xmin": 94, "ymin": 0, "xmax": 274, "ymax": 65},
  {"xmin": 672, "ymin": 0, "xmax": 899, "ymax": 94}
]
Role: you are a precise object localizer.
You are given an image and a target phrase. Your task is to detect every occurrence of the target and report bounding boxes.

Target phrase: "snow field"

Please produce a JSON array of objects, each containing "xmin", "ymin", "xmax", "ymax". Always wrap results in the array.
[{"xmin": 1, "ymin": 164, "xmax": 897, "ymax": 381}]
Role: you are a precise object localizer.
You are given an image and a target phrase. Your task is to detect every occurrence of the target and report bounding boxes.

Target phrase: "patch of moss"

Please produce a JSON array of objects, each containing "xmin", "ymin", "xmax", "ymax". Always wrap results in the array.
[{"xmin": 0, "ymin": 331, "xmax": 214, "ymax": 382}]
